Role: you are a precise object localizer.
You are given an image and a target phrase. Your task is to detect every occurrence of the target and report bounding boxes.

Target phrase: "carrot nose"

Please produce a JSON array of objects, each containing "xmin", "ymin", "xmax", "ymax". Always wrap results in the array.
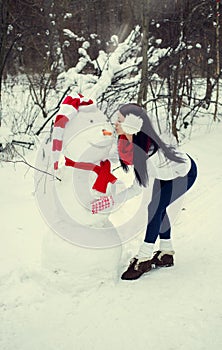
[{"xmin": 102, "ymin": 129, "xmax": 112, "ymax": 136}]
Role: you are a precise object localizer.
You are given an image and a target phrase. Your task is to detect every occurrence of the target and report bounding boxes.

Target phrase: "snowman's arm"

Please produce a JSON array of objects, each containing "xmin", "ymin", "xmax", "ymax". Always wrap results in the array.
[{"xmin": 113, "ymin": 178, "xmax": 142, "ymax": 203}]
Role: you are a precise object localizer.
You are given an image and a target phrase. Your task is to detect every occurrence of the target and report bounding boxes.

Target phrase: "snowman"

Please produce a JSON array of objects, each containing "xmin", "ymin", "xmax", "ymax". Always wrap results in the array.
[
  {"xmin": 35, "ymin": 94, "xmax": 127, "ymax": 278},
  {"xmin": 52, "ymin": 94, "xmax": 118, "ymax": 232}
]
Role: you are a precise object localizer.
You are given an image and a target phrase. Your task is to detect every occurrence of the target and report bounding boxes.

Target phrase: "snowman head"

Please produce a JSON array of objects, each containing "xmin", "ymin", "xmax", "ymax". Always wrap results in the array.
[
  {"xmin": 52, "ymin": 94, "xmax": 114, "ymax": 169},
  {"xmin": 65, "ymin": 104, "xmax": 114, "ymax": 163}
]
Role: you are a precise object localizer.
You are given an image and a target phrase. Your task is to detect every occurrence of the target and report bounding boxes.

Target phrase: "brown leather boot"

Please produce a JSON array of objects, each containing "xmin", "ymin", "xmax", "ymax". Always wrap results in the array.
[
  {"xmin": 151, "ymin": 250, "xmax": 175, "ymax": 268},
  {"xmin": 121, "ymin": 257, "xmax": 154, "ymax": 280}
]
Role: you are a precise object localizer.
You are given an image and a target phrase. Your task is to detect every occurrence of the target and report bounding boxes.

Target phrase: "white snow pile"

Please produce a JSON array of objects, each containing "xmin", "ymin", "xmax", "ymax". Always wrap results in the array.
[
  {"xmin": 0, "ymin": 126, "xmax": 13, "ymax": 148},
  {"xmin": 0, "ymin": 119, "xmax": 222, "ymax": 350}
]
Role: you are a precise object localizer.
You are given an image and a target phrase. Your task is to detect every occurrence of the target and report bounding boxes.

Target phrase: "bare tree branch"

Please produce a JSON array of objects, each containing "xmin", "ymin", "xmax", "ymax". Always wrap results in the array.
[{"xmin": 1, "ymin": 146, "xmax": 61, "ymax": 181}]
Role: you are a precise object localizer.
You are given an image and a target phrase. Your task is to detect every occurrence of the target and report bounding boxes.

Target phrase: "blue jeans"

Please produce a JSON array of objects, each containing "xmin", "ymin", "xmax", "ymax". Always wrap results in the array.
[{"xmin": 144, "ymin": 156, "xmax": 197, "ymax": 243}]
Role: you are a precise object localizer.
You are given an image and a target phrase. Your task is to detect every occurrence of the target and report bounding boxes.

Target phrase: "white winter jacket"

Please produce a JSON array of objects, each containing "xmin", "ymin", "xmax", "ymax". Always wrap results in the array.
[
  {"xmin": 147, "ymin": 147, "xmax": 191, "ymax": 180},
  {"xmin": 114, "ymin": 145, "xmax": 191, "ymax": 203}
]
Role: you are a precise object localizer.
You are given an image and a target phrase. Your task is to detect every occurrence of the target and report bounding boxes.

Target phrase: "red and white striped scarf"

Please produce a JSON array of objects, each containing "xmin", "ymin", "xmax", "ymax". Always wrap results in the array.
[{"xmin": 52, "ymin": 93, "xmax": 93, "ymax": 170}]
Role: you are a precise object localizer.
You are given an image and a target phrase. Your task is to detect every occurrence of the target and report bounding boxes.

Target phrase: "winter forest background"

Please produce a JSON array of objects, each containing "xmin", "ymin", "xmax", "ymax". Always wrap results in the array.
[
  {"xmin": 0, "ymin": 0, "xmax": 222, "ymax": 155},
  {"xmin": 1, "ymin": 2, "xmax": 222, "ymax": 349}
]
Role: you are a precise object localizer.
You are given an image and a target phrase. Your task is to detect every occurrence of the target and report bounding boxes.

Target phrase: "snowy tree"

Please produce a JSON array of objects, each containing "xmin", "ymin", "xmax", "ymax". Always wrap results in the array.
[{"xmin": 1, "ymin": 0, "xmax": 222, "ymax": 155}]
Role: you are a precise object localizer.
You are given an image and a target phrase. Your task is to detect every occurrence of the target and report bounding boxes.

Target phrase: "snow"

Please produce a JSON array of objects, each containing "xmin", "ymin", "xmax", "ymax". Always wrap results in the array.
[
  {"xmin": 155, "ymin": 38, "xmax": 162, "ymax": 45},
  {"xmin": 63, "ymin": 29, "xmax": 85, "ymax": 41},
  {"xmin": 63, "ymin": 28, "xmax": 77, "ymax": 39},
  {"xmin": 1, "ymin": 22, "xmax": 222, "ymax": 349},
  {"xmin": 90, "ymin": 34, "xmax": 98, "ymax": 39},
  {"xmin": 148, "ymin": 47, "xmax": 170, "ymax": 65},
  {"xmin": 1, "ymin": 119, "xmax": 222, "ymax": 349},
  {"xmin": 0, "ymin": 126, "xmax": 13, "ymax": 147},
  {"xmin": 208, "ymin": 58, "xmax": 214, "ymax": 64},
  {"xmin": 110, "ymin": 35, "xmax": 119, "ymax": 46},
  {"xmin": 82, "ymin": 41, "xmax": 90, "ymax": 49},
  {"xmin": 64, "ymin": 13, "xmax": 72, "ymax": 19},
  {"xmin": 63, "ymin": 40, "xmax": 70, "ymax": 47}
]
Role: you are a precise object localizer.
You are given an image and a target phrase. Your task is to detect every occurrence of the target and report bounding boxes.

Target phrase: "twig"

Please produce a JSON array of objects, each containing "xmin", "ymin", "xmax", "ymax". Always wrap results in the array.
[
  {"xmin": 35, "ymin": 86, "xmax": 72, "ymax": 136},
  {"xmin": 2, "ymin": 158, "xmax": 61, "ymax": 181},
  {"xmin": 12, "ymin": 140, "xmax": 35, "ymax": 149},
  {"xmin": 1, "ymin": 154, "xmax": 61, "ymax": 182}
]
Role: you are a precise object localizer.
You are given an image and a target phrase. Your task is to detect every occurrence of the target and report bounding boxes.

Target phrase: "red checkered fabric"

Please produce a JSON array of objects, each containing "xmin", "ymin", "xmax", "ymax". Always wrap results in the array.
[{"xmin": 91, "ymin": 195, "xmax": 114, "ymax": 214}]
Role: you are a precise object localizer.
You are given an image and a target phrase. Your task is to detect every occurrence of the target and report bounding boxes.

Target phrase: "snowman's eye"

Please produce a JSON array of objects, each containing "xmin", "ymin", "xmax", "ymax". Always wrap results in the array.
[{"xmin": 90, "ymin": 120, "xmax": 94, "ymax": 123}]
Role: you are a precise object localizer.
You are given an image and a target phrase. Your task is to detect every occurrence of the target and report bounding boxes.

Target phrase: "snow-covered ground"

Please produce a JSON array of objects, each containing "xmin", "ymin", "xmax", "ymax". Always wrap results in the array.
[{"xmin": 1, "ymin": 120, "xmax": 222, "ymax": 350}]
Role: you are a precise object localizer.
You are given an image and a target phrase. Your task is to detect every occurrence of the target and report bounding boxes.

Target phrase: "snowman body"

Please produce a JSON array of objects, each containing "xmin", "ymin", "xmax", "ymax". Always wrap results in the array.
[
  {"xmin": 55, "ymin": 103, "xmax": 117, "ymax": 228},
  {"xmin": 35, "ymin": 97, "xmax": 124, "ymax": 278}
]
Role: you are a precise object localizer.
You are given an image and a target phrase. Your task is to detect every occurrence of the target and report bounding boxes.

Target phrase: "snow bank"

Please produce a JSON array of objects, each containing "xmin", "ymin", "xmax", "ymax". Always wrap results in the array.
[{"xmin": 1, "ymin": 121, "xmax": 222, "ymax": 350}]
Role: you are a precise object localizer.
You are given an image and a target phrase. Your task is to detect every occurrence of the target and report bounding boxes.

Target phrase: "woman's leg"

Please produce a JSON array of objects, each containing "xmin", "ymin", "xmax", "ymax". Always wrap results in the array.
[
  {"xmin": 140, "ymin": 157, "xmax": 197, "ymax": 255},
  {"xmin": 159, "ymin": 211, "xmax": 171, "ymax": 239},
  {"xmin": 144, "ymin": 179, "xmax": 173, "ymax": 244},
  {"xmin": 159, "ymin": 157, "xmax": 197, "ymax": 240},
  {"xmin": 136, "ymin": 179, "xmax": 173, "ymax": 259}
]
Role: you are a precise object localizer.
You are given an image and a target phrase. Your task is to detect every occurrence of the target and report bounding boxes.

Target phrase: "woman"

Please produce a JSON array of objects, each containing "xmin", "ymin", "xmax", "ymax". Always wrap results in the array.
[{"xmin": 114, "ymin": 103, "xmax": 197, "ymax": 280}]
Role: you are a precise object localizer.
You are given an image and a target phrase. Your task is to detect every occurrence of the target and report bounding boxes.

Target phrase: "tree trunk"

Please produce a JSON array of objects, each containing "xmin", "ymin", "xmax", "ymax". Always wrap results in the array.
[
  {"xmin": 0, "ymin": 0, "xmax": 9, "ymax": 126},
  {"xmin": 214, "ymin": 0, "xmax": 220, "ymax": 121},
  {"xmin": 137, "ymin": 0, "xmax": 150, "ymax": 106},
  {"xmin": 171, "ymin": 66, "xmax": 179, "ymax": 142}
]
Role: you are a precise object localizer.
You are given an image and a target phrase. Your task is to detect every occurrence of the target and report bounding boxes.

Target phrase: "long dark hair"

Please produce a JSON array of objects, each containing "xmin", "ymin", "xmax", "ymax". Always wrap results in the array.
[{"xmin": 118, "ymin": 103, "xmax": 185, "ymax": 187}]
